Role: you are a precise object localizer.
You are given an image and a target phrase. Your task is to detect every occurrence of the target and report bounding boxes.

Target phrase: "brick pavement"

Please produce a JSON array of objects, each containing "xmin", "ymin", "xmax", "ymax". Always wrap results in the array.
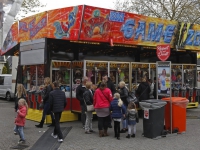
[{"xmin": 1, "ymin": 100, "xmax": 200, "ymax": 150}]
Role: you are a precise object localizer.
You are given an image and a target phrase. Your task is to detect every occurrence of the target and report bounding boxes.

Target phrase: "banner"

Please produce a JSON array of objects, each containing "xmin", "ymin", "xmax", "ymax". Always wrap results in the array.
[
  {"xmin": 47, "ymin": 6, "xmax": 83, "ymax": 40},
  {"xmin": 176, "ymin": 23, "xmax": 200, "ymax": 51},
  {"xmin": 1, "ymin": 22, "xmax": 18, "ymax": 55},
  {"xmin": 19, "ymin": 12, "xmax": 47, "ymax": 42},
  {"xmin": 79, "ymin": 6, "xmax": 178, "ymax": 46}
]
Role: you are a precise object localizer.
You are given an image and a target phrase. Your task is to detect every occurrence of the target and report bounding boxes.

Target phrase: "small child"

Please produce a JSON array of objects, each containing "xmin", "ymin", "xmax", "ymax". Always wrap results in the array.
[
  {"xmin": 14, "ymin": 98, "xmax": 28, "ymax": 144},
  {"xmin": 126, "ymin": 102, "xmax": 138, "ymax": 138},
  {"xmin": 110, "ymin": 93, "xmax": 126, "ymax": 140}
]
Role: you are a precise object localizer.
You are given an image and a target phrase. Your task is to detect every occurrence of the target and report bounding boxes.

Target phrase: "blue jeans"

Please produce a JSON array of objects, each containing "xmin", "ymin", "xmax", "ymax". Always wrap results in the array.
[
  {"xmin": 42, "ymin": 103, "xmax": 54, "ymax": 122},
  {"xmin": 14, "ymin": 125, "xmax": 25, "ymax": 140},
  {"xmin": 122, "ymin": 105, "xmax": 128, "ymax": 129}
]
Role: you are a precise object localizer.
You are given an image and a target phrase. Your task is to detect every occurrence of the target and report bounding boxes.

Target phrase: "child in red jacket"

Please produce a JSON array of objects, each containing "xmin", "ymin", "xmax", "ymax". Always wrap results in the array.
[{"xmin": 14, "ymin": 98, "xmax": 28, "ymax": 144}]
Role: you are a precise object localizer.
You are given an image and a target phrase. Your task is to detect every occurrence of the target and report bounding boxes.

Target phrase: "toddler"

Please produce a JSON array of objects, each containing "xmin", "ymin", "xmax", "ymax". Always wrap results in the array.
[
  {"xmin": 14, "ymin": 98, "xmax": 28, "ymax": 144},
  {"xmin": 110, "ymin": 93, "xmax": 126, "ymax": 140},
  {"xmin": 126, "ymin": 102, "xmax": 138, "ymax": 138}
]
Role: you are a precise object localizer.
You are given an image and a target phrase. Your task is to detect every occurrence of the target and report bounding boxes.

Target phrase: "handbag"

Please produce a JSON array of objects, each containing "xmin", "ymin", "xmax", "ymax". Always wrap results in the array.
[
  {"xmin": 39, "ymin": 102, "xmax": 44, "ymax": 109},
  {"xmin": 83, "ymin": 91, "xmax": 94, "ymax": 112}
]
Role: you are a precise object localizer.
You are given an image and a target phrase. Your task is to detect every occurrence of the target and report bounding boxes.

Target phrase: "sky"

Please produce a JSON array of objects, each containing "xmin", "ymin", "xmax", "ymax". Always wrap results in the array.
[{"xmin": 36, "ymin": 0, "xmax": 116, "ymax": 14}]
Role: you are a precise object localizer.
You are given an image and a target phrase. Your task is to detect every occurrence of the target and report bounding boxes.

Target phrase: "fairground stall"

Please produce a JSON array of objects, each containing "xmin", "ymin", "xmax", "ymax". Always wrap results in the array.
[{"xmin": 1, "ymin": 5, "xmax": 199, "ymax": 122}]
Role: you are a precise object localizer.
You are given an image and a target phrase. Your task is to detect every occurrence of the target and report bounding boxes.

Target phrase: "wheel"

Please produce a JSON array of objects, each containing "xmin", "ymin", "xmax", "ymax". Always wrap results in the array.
[{"xmin": 6, "ymin": 92, "xmax": 11, "ymax": 101}]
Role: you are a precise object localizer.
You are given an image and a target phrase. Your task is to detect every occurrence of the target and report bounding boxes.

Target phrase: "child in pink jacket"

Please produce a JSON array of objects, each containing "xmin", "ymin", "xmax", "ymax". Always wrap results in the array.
[{"xmin": 14, "ymin": 98, "xmax": 28, "ymax": 144}]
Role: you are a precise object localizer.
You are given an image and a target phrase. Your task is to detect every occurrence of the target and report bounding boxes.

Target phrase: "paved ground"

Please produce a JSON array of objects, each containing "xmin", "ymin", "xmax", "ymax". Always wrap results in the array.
[{"xmin": 1, "ymin": 99, "xmax": 200, "ymax": 150}]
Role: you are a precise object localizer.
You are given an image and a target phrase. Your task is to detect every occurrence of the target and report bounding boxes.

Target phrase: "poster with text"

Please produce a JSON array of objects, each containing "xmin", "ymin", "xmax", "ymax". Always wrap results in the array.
[{"xmin": 157, "ymin": 61, "xmax": 171, "ymax": 96}]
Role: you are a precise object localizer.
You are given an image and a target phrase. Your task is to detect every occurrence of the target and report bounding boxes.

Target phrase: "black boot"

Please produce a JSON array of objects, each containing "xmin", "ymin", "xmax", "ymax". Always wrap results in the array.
[
  {"xmin": 131, "ymin": 134, "xmax": 135, "ymax": 138},
  {"xmin": 35, "ymin": 120, "xmax": 44, "ymax": 128},
  {"xmin": 47, "ymin": 119, "xmax": 55, "ymax": 127},
  {"xmin": 126, "ymin": 134, "xmax": 130, "ymax": 138}
]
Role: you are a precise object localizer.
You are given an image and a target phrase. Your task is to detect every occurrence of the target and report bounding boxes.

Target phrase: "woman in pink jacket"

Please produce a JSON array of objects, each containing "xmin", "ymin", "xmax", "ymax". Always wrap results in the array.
[
  {"xmin": 93, "ymin": 81, "xmax": 113, "ymax": 137},
  {"xmin": 14, "ymin": 98, "xmax": 28, "ymax": 144}
]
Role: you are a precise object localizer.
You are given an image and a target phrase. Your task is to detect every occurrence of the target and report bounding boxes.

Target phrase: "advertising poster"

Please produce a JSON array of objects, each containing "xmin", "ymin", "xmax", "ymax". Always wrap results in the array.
[
  {"xmin": 79, "ymin": 5, "xmax": 178, "ymax": 46},
  {"xmin": 157, "ymin": 61, "xmax": 171, "ymax": 96},
  {"xmin": 47, "ymin": 5, "xmax": 83, "ymax": 40},
  {"xmin": 19, "ymin": 12, "xmax": 47, "ymax": 42},
  {"xmin": 1, "ymin": 22, "xmax": 18, "ymax": 55}
]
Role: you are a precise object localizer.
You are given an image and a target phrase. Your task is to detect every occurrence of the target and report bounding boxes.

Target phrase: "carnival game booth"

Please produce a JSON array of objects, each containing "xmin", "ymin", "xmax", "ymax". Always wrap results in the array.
[{"xmin": 1, "ymin": 5, "xmax": 199, "ymax": 122}]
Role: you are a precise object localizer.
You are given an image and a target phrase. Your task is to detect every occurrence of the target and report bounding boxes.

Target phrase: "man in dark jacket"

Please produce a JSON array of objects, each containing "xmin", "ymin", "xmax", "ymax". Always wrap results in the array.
[
  {"xmin": 136, "ymin": 77, "xmax": 150, "ymax": 101},
  {"xmin": 49, "ymin": 81, "xmax": 66, "ymax": 143},
  {"xmin": 76, "ymin": 76, "xmax": 88, "ymax": 128},
  {"xmin": 98, "ymin": 74, "xmax": 116, "ymax": 95}
]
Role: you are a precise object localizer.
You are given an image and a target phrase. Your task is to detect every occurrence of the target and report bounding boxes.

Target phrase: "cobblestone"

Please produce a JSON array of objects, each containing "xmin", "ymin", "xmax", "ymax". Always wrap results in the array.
[{"xmin": 0, "ymin": 100, "xmax": 200, "ymax": 150}]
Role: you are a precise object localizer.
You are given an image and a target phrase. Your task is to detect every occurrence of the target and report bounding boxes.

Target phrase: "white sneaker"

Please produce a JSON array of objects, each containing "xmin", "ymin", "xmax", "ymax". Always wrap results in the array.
[
  {"xmin": 51, "ymin": 133, "xmax": 58, "ymax": 138},
  {"xmin": 58, "ymin": 139, "xmax": 63, "ymax": 143}
]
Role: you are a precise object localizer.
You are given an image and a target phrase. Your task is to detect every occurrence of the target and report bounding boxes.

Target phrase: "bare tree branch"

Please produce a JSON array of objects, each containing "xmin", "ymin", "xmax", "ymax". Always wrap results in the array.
[{"xmin": 114, "ymin": 0, "xmax": 200, "ymax": 24}]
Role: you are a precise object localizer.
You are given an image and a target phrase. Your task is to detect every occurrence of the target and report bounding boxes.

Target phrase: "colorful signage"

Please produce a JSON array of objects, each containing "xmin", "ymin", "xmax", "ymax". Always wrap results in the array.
[
  {"xmin": 3, "ymin": 5, "xmax": 200, "ymax": 55},
  {"xmin": 176, "ymin": 22, "xmax": 200, "ymax": 50},
  {"xmin": 47, "ymin": 6, "xmax": 83, "ymax": 40},
  {"xmin": 156, "ymin": 44, "xmax": 171, "ymax": 61},
  {"xmin": 79, "ymin": 6, "xmax": 177, "ymax": 47},
  {"xmin": 19, "ymin": 12, "xmax": 47, "ymax": 42},
  {"xmin": 1, "ymin": 22, "xmax": 18, "ymax": 55}
]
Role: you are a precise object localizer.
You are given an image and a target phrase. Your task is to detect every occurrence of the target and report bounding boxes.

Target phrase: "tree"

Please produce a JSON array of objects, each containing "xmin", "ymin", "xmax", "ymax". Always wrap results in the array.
[
  {"xmin": 5, "ymin": 61, "xmax": 10, "ymax": 74},
  {"xmin": 2, "ymin": 66, "xmax": 7, "ymax": 74},
  {"xmin": 16, "ymin": 0, "xmax": 46, "ymax": 19},
  {"xmin": 114, "ymin": 0, "xmax": 200, "ymax": 24}
]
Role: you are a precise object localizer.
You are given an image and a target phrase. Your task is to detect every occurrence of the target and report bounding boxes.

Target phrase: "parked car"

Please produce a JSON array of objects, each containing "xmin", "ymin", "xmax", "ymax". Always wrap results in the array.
[{"xmin": 0, "ymin": 74, "xmax": 15, "ymax": 101}]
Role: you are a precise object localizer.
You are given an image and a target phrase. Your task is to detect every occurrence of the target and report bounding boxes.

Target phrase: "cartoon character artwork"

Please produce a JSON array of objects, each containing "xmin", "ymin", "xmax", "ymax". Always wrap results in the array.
[
  {"xmin": 87, "ymin": 69, "xmax": 93, "ymax": 82},
  {"xmin": 54, "ymin": 6, "xmax": 78, "ymax": 39},
  {"xmin": 2, "ymin": 30, "xmax": 17, "ymax": 52},
  {"xmin": 83, "ymin": 9, "xmax": 111, "ymax": 38},
  {"xmin": 73, "ymin": 69, "xmax": 82, "ymax": 84}
]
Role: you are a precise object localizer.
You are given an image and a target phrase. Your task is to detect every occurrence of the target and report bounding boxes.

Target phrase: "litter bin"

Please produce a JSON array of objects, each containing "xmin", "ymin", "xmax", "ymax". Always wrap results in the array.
[
  {"xmin": 139, "ymin": 99, "xmax": 167, "ymax": 139},
  {"xmin": 162, "ymin": 97, "xmax": 189, "ymax": 133}
]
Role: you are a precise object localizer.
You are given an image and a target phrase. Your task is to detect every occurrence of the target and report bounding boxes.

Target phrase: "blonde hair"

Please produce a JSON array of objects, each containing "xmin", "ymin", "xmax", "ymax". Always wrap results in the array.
[
  {"xmin": 119, "ymin": 81, "xmax": 125, "ymax": 87},
  {"xmin": 127, "ymin": 102, "xmax": 137, "ymax": 112},
  {"xmin": 114, "ymin": 93, "xmax": 123, "ymax": 107},
  {"xmin": 86, "ymin": 81, "xmax": 92, "ymax": 89},
  {"xmin": 142, "ymin": 77, "xmax": 146, "ymax": 82},
  {"xmin": 44, "ymin": 77, "xmax": 51, "ymax": 87},
  {"xmin": 18, "ymin": 98, "xmax": 28, "ymax": 115},
  {"xmin": 16, "ymin": 84, "xmax": 27, "ymax": 98}
]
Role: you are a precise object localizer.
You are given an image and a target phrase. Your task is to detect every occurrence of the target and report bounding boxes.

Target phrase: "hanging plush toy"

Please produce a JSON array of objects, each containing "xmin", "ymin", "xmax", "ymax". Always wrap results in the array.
[
  {"xmin": 87, "ymin": 69, "xmax": 93, "ymax": 82},
  {"xmin": 73, "ymin": 69, "xmax": 82, "ymax": 84},
  {"xmin": 119, "ymin": 71, "xmax": 125, "ymax": 81}
]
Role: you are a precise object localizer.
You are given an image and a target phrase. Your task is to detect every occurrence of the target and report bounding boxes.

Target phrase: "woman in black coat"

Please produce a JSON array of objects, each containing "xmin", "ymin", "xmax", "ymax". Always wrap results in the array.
[
  {"xmin": 136, "ymin": 77, "xmax": 150, "ymax": 101},
  {"xmin": 118, "ymin": 81, "xmax": 129, "ymax": 133},
  {"xmin": 83, "ymin": 81, "xmax": 94, "ymax": 134},
  {"xmin": 35, "ymin": 77, "xmax": 55, "ymax": 128},
  {"xmin": 136, "ymin": 77, "xmax": 151, "ymax": 118}
]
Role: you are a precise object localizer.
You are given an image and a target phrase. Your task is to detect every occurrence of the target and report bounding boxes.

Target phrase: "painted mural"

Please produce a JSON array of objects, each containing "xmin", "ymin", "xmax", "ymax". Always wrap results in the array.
[
  {"xmin": 2, "ymin": 5, "xmax": 200, "ymax": 55},
  {"xmin": 79, "ymin": 6, "xmax": 178, "ymax": 47},
  {"xmin": 47, "ymin": 6, "xmax": 83, "ymax": 40},
  {"xmin": 176, "ymin": 22, "xmax": 200, "ymax": 51},
  {"xmin": 19, "ymin": 12, "xmax": 47, "ymax": 42},
  {"xmin": 1, "ymin": 22, "xmax": 18, "ymax": 55}
]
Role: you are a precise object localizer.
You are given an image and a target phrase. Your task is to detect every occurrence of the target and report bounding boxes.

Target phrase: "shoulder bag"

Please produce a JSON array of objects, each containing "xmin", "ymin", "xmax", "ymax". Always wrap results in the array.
[
  {"xmin": 100, "ymin": 90, "xmax": 110, "ymax": 102},
  {"xmin": 83, "ymin": 91, "xmax": 94, "ymax": 112}
]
